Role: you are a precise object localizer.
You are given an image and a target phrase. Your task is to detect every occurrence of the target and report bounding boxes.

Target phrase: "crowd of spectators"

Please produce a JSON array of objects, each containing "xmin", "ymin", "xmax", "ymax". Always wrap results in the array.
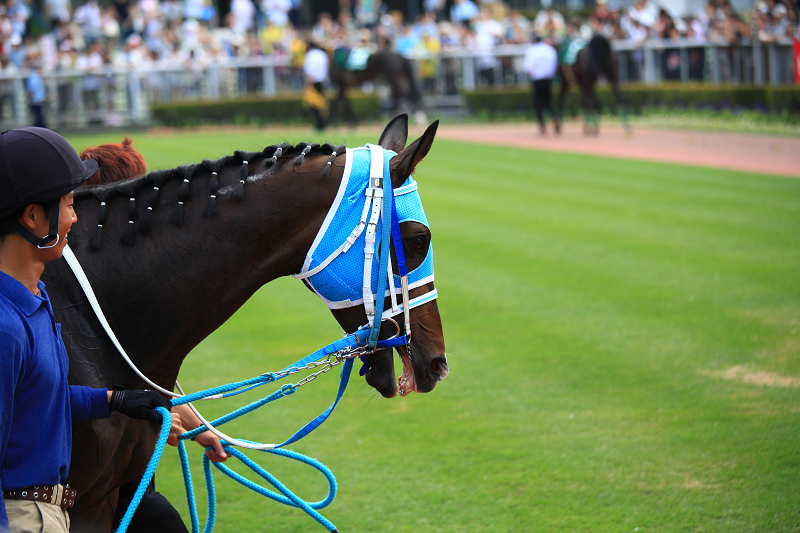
[{"xmin": 0, "ymin": 0, "xmax": 796, "ymax": 80}]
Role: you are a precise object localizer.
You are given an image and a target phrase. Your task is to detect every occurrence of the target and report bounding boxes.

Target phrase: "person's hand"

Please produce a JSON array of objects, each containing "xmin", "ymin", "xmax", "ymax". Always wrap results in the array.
[
  {"xmin": 109, "ymin": 389, "xmax": 172, "ymax": 423},
  {"xmin": 194, "ymin": 429, "xmax": 229, "ymax": 463},
  {"xmin": 167, "ymin": 411, "xmax": 184, "ymax": 447},
  {"xmin": 169, "ymin": 404, "xmax": 228, "ymax": 462}
]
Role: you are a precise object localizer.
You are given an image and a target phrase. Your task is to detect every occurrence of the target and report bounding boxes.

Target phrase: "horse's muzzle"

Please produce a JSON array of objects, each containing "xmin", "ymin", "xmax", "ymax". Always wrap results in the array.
[{"xmin": 429, "ymin": 356, "xmax": 449, "ymax": 382}]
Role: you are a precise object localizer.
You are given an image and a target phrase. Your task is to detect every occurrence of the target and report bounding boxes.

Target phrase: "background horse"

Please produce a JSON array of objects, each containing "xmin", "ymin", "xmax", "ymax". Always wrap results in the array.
[
  {"xmin": 556, "ymin": 34, "xmax": 630, "ymax": 136},
  {"xmin": 43, "ymin": 115, "xmax": 448, "ymax": 532},
  {"xmin": 329, "ymin": 50, "xmax": 426, "ymax": 126}
]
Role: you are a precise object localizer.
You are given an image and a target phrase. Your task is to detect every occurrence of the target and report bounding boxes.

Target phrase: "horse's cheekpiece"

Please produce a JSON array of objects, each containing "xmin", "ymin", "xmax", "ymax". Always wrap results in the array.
[
  {"xmin": 3, "ymin": 484, "xmax": 77, "ymax": 509},
  {"xmin": 296, "ymin": 144, "xmax": 436, "ymax": 314}
]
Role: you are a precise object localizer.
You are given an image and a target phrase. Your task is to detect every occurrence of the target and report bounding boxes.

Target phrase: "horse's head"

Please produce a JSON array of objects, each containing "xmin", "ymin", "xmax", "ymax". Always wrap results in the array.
[{"xmin": 297, "ymin": 115, "xmax": 448, "ymax": 398}]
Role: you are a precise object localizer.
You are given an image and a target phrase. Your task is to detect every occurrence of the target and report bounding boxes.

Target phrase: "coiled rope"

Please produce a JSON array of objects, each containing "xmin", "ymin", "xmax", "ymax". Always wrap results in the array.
[{"xmin": 113, "ymin": 356, "xmax": 353, "ymax": 533}]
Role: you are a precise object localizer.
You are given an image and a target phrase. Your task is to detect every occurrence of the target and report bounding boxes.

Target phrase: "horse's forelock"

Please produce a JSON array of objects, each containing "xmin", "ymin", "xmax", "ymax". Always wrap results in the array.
[{"xmin": 80, "ymin": 137, "xmax": 147, "ymax": 186}]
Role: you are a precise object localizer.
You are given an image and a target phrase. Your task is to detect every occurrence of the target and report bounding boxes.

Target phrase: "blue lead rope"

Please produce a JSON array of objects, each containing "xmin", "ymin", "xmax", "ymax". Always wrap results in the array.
[
  {"xmin": 114, "ymin": 407, "xmax": 172, "ymax": 533},
  {"xmin": 207, "ymin": 445, "xmax": 339, "ymax": 531},
  {"xmin": 275, "ymin": 357, "xmax": 353, "ymax": 449},
  {"xmin": 113, "ymin": 327, "xmax": 389, "ymax": 533}
]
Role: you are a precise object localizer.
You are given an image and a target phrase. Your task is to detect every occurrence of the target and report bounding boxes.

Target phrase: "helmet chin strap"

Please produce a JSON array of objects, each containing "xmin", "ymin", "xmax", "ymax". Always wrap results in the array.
[{"xmin": 14, "ymin": 199, "xmax": 61, "ymax": 249}]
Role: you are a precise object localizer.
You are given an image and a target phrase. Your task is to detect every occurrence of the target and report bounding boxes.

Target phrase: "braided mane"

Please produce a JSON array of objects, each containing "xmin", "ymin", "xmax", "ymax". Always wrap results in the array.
[{"xmin": 74, "ymin": 142, "xmax": 346, "ymax": 250}]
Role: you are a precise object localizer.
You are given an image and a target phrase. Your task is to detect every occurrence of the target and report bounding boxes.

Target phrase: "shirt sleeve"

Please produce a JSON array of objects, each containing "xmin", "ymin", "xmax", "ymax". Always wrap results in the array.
[
  {"xmin": 521, "ymin": 49, "xmax": 534, "ymax": 76},
  {"xmin": 0, "ymin": 330, "xmax": 24, "ymax": 530},
  {"xmin": 69, "ymin": 385, "xmax": 110, "ymax": 423}
]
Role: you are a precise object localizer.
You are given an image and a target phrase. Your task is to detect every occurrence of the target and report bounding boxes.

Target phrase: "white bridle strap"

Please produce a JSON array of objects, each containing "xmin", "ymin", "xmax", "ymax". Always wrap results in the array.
[
  {"xmin": 361, "ymin": 145, "xmax": 386, "ymax": 329},
  {"xmin": 383, "ymin": 289, "xmax": 438, "ymax": 319},
  {"xmin": 293, "ymin": 197, "xmax": 372, "ymax": 280}
]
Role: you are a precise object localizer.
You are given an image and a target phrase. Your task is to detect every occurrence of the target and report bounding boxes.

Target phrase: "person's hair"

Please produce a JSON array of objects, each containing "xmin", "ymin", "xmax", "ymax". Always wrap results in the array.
[{"xmin": 80, "ymin": 137, "xmax": 147, "ymax": 185}]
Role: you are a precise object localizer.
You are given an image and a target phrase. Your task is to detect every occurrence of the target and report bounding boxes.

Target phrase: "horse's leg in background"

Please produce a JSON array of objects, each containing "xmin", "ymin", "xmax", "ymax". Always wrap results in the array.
[
  {"xmin": 335, "ymin": 85, "xmax": 357, "ymax": 126},
  {"xmin": 611, "ymin": 79, "xmax": 630, "ymax": 134},
  {"xmin": 579, "ymin": 69, "xmax": 601, "ymax": 137},
  {"xmin": 556, "ymin": 66, "xmax": 570, "ymax": 130},
  {"xmin": 402, "ymin": 56, "xmax": 428, "ymax": 128},
  {"xmin": 388, "ymin": 74, "xmax": 403, "ymax": 118},
  {"xmin": 579, "ymin": 81, "xmax": 594, "ymax": 136},
  {"xmin": 607, "ymin": 53, "xmax": 631, "ymax": 134},
  {"xmin": 589, "ymin": 82, "xmax": 602, "ymax": 136}
]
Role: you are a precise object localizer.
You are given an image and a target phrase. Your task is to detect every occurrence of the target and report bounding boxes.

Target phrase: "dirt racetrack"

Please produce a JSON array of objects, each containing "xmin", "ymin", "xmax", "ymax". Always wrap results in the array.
[{"xmin": 435, "ymin": 122, "xmax": 800, "ymax": 178}]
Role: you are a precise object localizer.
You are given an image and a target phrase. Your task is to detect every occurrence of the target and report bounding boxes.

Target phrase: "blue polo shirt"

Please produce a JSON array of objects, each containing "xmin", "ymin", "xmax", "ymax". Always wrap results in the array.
[{"xmin": 0, "ymin": 271, "xmax": 110, "ymax": 529}]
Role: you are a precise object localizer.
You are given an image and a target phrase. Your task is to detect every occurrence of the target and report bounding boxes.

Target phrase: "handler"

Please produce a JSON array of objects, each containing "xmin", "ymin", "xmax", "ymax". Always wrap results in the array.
[
  {"xmin": 303, "ymin": 40, "xmax": 329, "ymax": 131},
  {"xmin": 0, "ymin": 127, "xmax": 172, "ymax": 533},
  {"xmin": 522, "ymin": 34, "xmax": 561, "ymax": 136}
]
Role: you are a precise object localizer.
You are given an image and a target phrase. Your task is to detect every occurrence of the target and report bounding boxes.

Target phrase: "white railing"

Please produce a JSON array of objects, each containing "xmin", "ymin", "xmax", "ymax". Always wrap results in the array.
[{"xmin": 0, "ymin": 40, "xmax": 793, "ymax": 129}]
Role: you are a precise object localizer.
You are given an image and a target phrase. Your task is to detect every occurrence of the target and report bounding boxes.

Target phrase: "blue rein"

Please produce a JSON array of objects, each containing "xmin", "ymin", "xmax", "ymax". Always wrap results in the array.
[{"xmin": 114, "ymin": 147, "xmax": 410, "ymax": 533}]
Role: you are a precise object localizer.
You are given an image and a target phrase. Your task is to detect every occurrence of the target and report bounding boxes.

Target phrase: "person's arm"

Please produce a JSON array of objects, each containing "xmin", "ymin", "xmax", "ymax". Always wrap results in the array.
[
  {"xmin": 167, "ymin": 404, "xmax": 228, "ymax": 462},
  {"xmin": 521, "ymin": 48, "xmax": 534, "ymax": 77},
  {"xmin": 70, "ymin": 385, "xmax": 111, "ymax": 422},
  {"xmin": 72, "ymin": 387, "xmax": 172, "ymax": 423},
  {"xmin": 0, "ymin": 331, "xmax": 21, "ymax": 531}
]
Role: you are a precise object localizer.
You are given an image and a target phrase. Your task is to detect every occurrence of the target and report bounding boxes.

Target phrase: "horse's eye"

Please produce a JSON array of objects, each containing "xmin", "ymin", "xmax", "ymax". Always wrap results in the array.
[{"xmin": 409, "ymin": 236, "xmax": 426, "ymax": 252}]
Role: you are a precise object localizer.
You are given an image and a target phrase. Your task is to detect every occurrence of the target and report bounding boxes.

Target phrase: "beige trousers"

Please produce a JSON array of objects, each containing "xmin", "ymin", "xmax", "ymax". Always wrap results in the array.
[{"xmin": 5, "ymin": 499, "xmax": 70, "ymax": 533}]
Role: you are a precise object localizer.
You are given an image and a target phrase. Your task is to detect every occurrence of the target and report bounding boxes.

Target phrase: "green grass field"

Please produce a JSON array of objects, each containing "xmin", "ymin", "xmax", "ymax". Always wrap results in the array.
[{"xmin": 68, "ymin": 126, "xmax": 800, "ymax": 532}]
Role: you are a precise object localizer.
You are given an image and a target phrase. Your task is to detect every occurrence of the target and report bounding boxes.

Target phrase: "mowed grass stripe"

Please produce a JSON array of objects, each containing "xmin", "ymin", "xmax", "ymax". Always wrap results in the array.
[{"xmin": 66, "ymin": 128, "xmax": 800, "ymax": 532}]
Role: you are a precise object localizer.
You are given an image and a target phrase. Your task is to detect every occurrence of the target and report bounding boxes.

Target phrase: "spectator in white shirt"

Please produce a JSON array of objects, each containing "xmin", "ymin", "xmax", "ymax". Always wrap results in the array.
[
  {"xmin": 73, "ymin": 0, "xmax": 103, "ymax": 42},
  {"xmin": 230, "ymin": 0, "xmax": 256, "ymax": 35},
  {"xmin": 262, "ymin": 0, "xmax": 291, "ymax": 27},
  {"xmin": 532, "ymin": 0, "xmax": 566, "ymax": 42}
]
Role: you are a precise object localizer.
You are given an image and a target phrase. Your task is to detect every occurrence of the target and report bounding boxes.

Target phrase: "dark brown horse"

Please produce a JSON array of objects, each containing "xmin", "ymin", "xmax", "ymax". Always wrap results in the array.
[
  {"xmin": 556, "ymin": 34, "xmax": 630, "ymax": 136},
  {"xmin": 42, "ymin": 115, "xmax": 448, "ymax": 532},
  {"xmin": 329, "ymin": 49, "xmax": 426, "ymax": 126}
]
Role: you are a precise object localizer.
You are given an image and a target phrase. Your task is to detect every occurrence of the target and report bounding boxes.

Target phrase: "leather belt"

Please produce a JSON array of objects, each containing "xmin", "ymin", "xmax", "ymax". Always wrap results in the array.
[{"xmin": 3, "ymin": 484, "xmax": 77, "ymax": 509}]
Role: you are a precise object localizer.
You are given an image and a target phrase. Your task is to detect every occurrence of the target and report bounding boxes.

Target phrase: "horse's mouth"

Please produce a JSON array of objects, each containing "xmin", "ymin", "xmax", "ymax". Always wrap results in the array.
[
  {"xmin": 398, "ymin": 351, "xmax": 416, "ymax": 397},
  {"xmin": 399, "ymin": 351, "xmax": 449, "ymax": 396},
  {"xmin": 366, "ymin": 348, "xmax": 449, "ymax": 398}
]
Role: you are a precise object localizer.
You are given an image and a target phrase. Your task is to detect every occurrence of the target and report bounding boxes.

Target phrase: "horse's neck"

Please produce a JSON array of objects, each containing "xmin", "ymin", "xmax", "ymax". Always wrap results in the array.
[{"xmin": 52, "ymin": 155, "xmax": 342, "ymax": 389}]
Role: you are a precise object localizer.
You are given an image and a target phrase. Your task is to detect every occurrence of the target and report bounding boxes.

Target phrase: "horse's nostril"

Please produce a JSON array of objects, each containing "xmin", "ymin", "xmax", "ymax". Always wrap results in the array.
[{"xmin": 429, "ymin": 357, "xmax": 449, "ymax": 381}]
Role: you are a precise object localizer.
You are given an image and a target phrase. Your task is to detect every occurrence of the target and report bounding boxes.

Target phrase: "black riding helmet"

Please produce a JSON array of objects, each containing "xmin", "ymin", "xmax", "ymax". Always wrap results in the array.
[{"xmin": 0, "ymin": 128, "xmax": 97, "ymax": 248}]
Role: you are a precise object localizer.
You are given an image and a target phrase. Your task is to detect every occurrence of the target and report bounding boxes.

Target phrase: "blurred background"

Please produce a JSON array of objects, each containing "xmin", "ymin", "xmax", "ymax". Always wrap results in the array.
[{"xmin": 0, "ymin": 0, "xmax": 796, "ymax": 130}]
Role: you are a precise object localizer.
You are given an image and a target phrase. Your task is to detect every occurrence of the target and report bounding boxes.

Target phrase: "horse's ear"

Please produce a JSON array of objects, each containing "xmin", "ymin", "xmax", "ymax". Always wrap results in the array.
[
  {"xmin": 378, "ymin": 114, "xmax": 408, "ymax": 154},
  {"xmin": 389, "ymin": 120, "xmax": 438, "ymax": 188}
]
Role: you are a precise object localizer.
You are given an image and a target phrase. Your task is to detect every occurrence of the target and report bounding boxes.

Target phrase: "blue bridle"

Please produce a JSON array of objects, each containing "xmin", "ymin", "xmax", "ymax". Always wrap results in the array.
[{"xmin": 294, "ymin": 144, "xmax": 437, "ymax": 350}]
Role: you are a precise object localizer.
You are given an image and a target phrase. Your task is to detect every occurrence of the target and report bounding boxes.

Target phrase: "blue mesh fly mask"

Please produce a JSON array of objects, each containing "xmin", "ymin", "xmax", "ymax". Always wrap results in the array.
[{"xmin": 293, "ymin": 144, "xmax": 437, "ymax": 346}]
